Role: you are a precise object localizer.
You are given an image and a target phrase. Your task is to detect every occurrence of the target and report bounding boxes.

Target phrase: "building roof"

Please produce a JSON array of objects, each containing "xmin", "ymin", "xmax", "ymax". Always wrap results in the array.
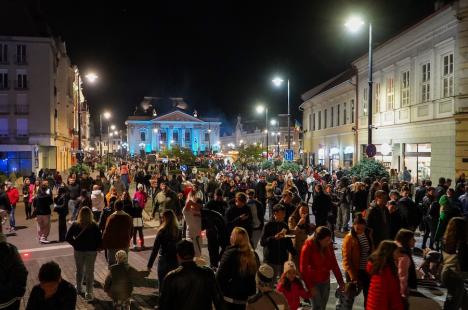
[
  {"xmin": 153, "ymin": 110, "xmax": 204, "ymax": 123},
  {"xmin": 300, "ymin": 67, "xmax": 356, "ymax": 103}
]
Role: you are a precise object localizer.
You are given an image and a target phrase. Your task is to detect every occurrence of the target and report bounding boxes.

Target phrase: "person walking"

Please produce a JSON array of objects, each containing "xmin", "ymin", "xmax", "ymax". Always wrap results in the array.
[
  {"xmin": 0, "ymin": 221, "xmax": 28, "ymax": 310},
  {"xmin": 217, "ymin": 227, "xmax": 259, "ymax": 310},
  {"xmin": 65, "ymin": 207, "xmax": 102, "ymax": 302},
  {"xmin": 336, "ymin": 178, "xmax": 351, "ymax": 233},
  {"xmin": 300, "ymin": 226, "xmax": 345, "ymax": 310},
  {"xmin": 395, "ymin": 229, "xmax": 417, "ymax": 305},
  {"xmin": 366, "ymin": 241, "xmax": 404, "ymax": 310},
  {"xmin": 67, "ymin": 177, "xmax": 81, "ymax": 222},
  {"xmin": 159, "ymin": 240, "xmax": 225, "ymax": 310},
  {"xmin": 312, "ymin": 184, "xmax": 331, "ymax": 227},
  {"xmin": 338, "ymin": 214, "xmax": 373, "ymax": 309},
  {"xmin": 441, "ymin": 217, "xmax": 468, "ymax": 310},
  {"xmin": 53, "ymin": 186, "xmax": 69, "ymax": 242},
  {"xmin": 33, "ymin": 183, "xmax": 53, "ymax": 244},
  {"xmin": 225, "ymin": 192, "xmax": 253, "ymax": 239},
  {"xmin": 5, "ymin": 182, "xmax": 19, "ymax": 232},
  {"xmin": 288, "ymin": 202, "xmax": 315, "ymax": 267},
  {"xmin": 90, "ymin": 184, "xmax": 105, "ymax": 223},
  {"xmin": 366, "ymin": 190, "xmax": 391, "ymax": 248},
  {"xmin": 104, "ymin": 250, "xmax": 138, "ymax": 310},
  {"xmin": 22, "ymin": 177, "xmax": 32, "ymax": 220},
  {"xmin": 132, "ymin": 184, "xmax": 148, "ymax": 250},
  {"xmin": 102, "ymin": 200, "xmax": 133, "ymax": 267},
  {"xmin": 147, "ymin": 209, "xmax": 181, "ymax": 284}
]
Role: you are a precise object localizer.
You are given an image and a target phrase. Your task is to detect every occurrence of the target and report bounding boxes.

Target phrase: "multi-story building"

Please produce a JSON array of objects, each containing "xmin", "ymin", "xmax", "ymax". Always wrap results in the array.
[
  {"xmin": 219, "ymin": 116, "xmax": 302, "ymax": 158},
  {"xmin": 0, "ymin": 34, "xmax": 79, "ymax": 175},
  {"xmin": 301, "ymin": 1, "xmax": 468, "ymax": 183},
  {"xmin": 126, "ymin": 103, "xmax": 221, "ymax": 155}
]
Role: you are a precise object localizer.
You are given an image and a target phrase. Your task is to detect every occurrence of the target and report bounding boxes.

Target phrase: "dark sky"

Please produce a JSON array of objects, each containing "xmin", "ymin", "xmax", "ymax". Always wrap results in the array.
[{"xmin": 40, "ymin": 0, "xmax": 439, "ymax": 134}]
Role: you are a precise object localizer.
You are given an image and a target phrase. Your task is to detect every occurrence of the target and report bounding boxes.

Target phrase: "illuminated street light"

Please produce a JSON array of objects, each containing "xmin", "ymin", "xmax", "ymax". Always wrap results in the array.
[
  {"xmin": 272, "ymin": 76, "xmax": 291, "ymax": 149},
  {"xmin": 153, "ymin": 128, "xmax": 158, "ymax": 133},
  {"xmin": 344, "ymin": 16, "xmax": 365, "ymax": 33},
  {"xmin": 85, "ymin": 72, "xmax": 98, "ymax": 83},
  {"xmin": 110, "ymin": 125, "xmax": 116, "ymax": 131},
  {"xmin": 272, "ymin": 77, "xmax": 284, "ymax": 87},
  {"xmin": 103, "ymin": 111, "xmax": 111, "ymax": 119},
  {"xmin": 256, "ymin": 104, "xmax": 269, "ymax": 156},
  {"xmin": 270, "ymin": 119, "xmax": 277, "ymax": 126}
]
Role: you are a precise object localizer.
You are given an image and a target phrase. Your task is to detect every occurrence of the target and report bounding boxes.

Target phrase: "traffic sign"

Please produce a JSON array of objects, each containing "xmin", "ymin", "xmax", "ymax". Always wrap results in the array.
[
  {"xmin": 284, "ymin": 149, "xmax": 294, "ymax": 161},
  {"xmin": 366, "ymin": 144, "xmax": 377, "ymax": 157}
]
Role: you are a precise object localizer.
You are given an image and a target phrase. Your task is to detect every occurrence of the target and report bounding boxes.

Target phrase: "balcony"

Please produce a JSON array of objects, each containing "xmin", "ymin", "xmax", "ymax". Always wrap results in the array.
[{"xmin": 14, "ymin": 104, "xmax": 28, "ymax": 114}]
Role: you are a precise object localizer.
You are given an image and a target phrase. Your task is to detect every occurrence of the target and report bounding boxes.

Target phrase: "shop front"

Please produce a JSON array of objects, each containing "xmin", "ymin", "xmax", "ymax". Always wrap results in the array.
[{"xmin": 404, "ymin": 143, "xmax": 431, "ymax": 184}]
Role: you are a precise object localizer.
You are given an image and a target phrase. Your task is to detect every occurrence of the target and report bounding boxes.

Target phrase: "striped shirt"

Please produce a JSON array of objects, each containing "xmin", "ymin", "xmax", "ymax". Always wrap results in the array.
[{"xmin": 357, "ymin": 233, "xmax": 370, "ymax": 270}]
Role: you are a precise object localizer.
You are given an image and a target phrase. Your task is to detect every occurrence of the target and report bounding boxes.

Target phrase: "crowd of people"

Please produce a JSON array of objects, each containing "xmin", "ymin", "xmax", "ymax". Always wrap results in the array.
[{"xmin": 0, "ymin": 159, "xmax": 467, "ymax": 310}]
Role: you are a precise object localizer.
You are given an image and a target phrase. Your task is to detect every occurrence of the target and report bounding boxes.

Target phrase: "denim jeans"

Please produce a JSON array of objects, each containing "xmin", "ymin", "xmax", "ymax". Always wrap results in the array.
[
  {"xmin": 74, "ymin": 250, "xmax": 97, "ymax": 295},
  {"xmin": 312, "ymin": 281, "xmax": 330, "ymax": 310},
  {"xmin": 69, "ymin": 199, "xmax": 78, "ymax": 220},
  {"xmin": 9, "ymin": 204, "xmax": 16, "ymax": 228}
]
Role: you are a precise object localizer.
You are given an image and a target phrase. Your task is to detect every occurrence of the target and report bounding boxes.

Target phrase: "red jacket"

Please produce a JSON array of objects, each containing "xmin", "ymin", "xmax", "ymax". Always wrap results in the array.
[
  {"xmin": 277, "ymin": 280, "xmax": 311, "ymax": 310},
  {"xmin": 133, "ymin": 191, "xmax": 148, "ymax": 209},
  {"xmin": 6, "ymin": 187, "xmax": 19, "ymax": 205},
  {"xmin": 300, "ymin": 238, "xmax": 344, "ymax": 289},
  {"xmin": 366, "ymin": 262, "xmax": 404, "ymax": 310}
]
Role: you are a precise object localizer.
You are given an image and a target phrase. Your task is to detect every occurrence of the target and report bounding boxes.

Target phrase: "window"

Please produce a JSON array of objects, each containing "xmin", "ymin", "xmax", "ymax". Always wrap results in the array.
[
  {"xmin": 386, "ymin": 78, "xmax": 394, "ymax": 111},
  {"xmin": 324, "ymin": 109, "xmax": 327, "ymax": 129},
  {"xmin": 16, "ymin": 45, "xmax": 26, "ymax": 64},
  {"xmin": 351, "ymin": 99, "xmax": 355, "ymax": 123},
  {"xmin": 160, "ymin": 131, "xmax": 167, "ymax": 142},
  {"xmin": 0, "ymin": 95, "xmax": 7, "ymax": 114},
  {"xmin": 0, "ymin": 118, "xmax": 8, "ymax": 135},
  {"xmin": 185, "ymin": 130, "xmax": 190, "ymax": 141},
  {"xmin": 308, "ymin": 113, "xmax": 312, "ymax": 131},
  {"xmin": 343, "ymin": 102, "xmax": 347, "ymax": 124},
  {"xmin": 363, "ymin": 87, "xmax": 368, "ymax": 116},
  {"xmin": 401, "ymin": 71, "xmax": 410, "ymax": 107},
  {"xmin": 0, "ymin": 44, "xmax": 7, "ymax": 63},
  {"xmin": 374, "ymin": 83, "xmax": 381, "ymax": 113},
  {"xmin": 312, "ymin": 113, "xmax": 315, "ymax": 131},
  {"xmin": 205, "ymin": 132, "xmax": 209, "ymax": 142},
  {"xmin": 422, "ymin": 63, "xmax": 431, "ymax": 102},
  {"xmin": 16, "ymin": 119, "xmax": 27, "ymax": 136},
  {"xmin": 140, "ymin": 131, "xmax": 146, "ymax": 141},
  {"xmin": 442, "ymin": 54, "xmax": 454, "ymax": 98},
  {"xmin": 318, "ymin": 111, "xmax": 321, "ymax": 130},
  {"xmin": 331, "ymin": 106, "xmax": 334, "ymax": 127},
  {"xmin": 337, "ymin": 104, "xmax": 340, "ymax": 126},
  {"xmin": 16, "ymin": 73, "xmax": 27, "ymax": 89},
  {"xmin": 0, "ymin": 71, "xmax": 8, "ymax": 89}
]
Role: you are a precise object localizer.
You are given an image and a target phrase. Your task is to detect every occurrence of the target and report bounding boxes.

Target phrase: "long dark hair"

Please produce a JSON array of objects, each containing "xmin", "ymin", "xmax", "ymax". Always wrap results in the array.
[
  {"xmin": 443, "ymin": 217, "xmax": 468, "ymax": 254},
  {"xmin": 368, "ymin": 240, "xmax": 399, "ymax": 275},
  {"xmin": 159, "ymin": 209, "xmax": 179, "ymax": 240},
  {"xmin": 313, "ymin": 226, "xmax": 332, "ymax": 254}
]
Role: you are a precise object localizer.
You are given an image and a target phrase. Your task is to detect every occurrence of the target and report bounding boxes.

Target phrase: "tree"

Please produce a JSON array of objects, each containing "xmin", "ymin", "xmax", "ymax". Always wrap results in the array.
[
  {"xmin": 278, "ymin": 161, "xmax": 301, "ymax": 173},
  {"xmin": 69, "ymin": 163, "xmax": 91, "ymax": 176},
  {"xmin": 160, "ymin": 146, "xmax": 196, "ymax": 166},
  {"xmin": 350, "ymin": 158, "xmax": 389, "ymax": 180},
  {"xmin": 235, "ymin": 145, "xmax": 263, "ymax": 169}
]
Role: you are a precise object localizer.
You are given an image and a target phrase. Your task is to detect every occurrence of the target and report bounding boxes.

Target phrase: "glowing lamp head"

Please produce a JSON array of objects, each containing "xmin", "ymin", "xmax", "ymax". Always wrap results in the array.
[
  {"xmin": 272, "ymin": 77, "xmax": 284, "ymax": 87},
  {"xmin": 85, "ymin": 72, "xmax": 98, "ymax": 83},
  {"xmin": 110, "ymin": 125, "xmax": 116, "ymax": 130},
  {"xmin": 270, "ymin": 119, "xmax": 277, "ymax": 126},
  {"xmin": 103, "ymin": 111, "xmax": 111, "ymax": 120},
  {"xmin": 256, "ymin": 105, "xmax": 265, "ymax": 114},
  {"xmin": 345, "ymin": 16, "xmax": 365, "ymax": 33}
]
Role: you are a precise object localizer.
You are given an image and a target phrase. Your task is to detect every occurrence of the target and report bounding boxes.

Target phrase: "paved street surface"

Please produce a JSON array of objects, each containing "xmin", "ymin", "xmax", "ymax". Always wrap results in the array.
[{"xmin": 6, "ymin": 194, "xmax": 446, "ymax": 309}]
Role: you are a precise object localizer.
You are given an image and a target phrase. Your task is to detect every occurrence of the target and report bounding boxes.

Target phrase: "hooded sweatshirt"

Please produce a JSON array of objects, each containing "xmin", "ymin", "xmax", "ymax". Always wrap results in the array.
[{"xmin": 91, "ymin": 190, "xmax": 105, "ymax": 212}]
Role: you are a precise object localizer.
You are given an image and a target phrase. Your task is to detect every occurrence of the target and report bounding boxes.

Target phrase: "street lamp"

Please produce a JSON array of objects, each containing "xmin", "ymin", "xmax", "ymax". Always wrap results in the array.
[
  {"xmin": 345, "ymin": 15, "xmax": 373, "ymax": 146},
  {"xmin": 207, "ymin": 128, "xmax": 212, "ymax": 153},
  {"xmin": 272, "ymin": 77, "xmax": 291, "ymax": 149},
  {"xmin": 77, "ymin": 71, "xmax": 98, "ymax": 163},
  {"xmin": 256, "ymin": 104, "xmax": 269, "ymax": 157},
  {"xmin": 99, "ymin": 111, "xmax": 111, "ymax": 158}
]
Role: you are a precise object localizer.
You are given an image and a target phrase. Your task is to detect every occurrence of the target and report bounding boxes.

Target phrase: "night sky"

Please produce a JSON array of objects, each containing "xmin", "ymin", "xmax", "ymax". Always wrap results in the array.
[{"xmin": 40, "ymin": 0, "xmax": 439, "ymax": 134}]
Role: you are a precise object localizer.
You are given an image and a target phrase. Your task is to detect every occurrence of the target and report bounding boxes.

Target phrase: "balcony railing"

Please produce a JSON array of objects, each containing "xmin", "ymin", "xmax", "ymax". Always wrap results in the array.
[{"xmin": 15, "ymin": 104, "xmax": 28, "ymax": 114}]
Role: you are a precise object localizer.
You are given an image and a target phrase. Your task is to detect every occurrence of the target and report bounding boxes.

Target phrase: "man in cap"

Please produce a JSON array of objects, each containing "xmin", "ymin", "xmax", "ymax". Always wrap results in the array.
[{"xmin": 246, "ymin": 263, "xmax": 290, "ymax": 309}]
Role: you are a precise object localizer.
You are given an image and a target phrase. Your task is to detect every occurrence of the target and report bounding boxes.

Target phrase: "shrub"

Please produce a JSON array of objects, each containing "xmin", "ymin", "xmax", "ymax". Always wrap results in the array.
[
  {"xmin": 278, "ymin": 161, "xmax": 301, "ymax": 173},
  {"xmin": 349, "ymin": 158, "xmax": 389, "ymax": 180}
]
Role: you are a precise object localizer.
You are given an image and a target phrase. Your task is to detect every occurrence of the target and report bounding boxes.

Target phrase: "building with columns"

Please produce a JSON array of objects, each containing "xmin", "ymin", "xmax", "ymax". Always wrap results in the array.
[
  {"xmin": 126, "ymin": 108, "xmax": 221, "ymax": 155},
  {"xmin": 301, "ymin": 1, "xmax": 468, "ymax": 183}
]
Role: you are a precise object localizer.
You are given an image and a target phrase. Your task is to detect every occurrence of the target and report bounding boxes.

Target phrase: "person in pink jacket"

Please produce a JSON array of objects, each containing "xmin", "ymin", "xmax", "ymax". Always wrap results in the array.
[{"xmin": 277, "ymin": 261, "xmax": 311, "ymax": 310}]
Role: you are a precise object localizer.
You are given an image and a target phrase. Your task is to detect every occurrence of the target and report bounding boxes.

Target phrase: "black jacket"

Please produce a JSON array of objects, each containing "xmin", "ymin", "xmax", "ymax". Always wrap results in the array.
[
  {"xmin": 26, "ymin": 279, "xmax": 76, "ymax": 310},
  {"xmin": 312, "ymin": 192, "xmax": 331, "ymax": 226},
  {"xmin": 0, "ymin": 191, "xmax": 10, "ymax": 211},
  {"xmin": 0, "ymin": 240, "xmax": 28, "ymax": 308},
  {"xmin": 352, "ymin": 190, "xmax": 368, "ymax": 213},
  {"xmin": 33, "ymin": 190, "xmax": 53, "ymax": 215},
  {"xmin": 216, "ymin": 246, "xmax": 258, "ymax": 301},
  {"xmin": 225, "ymin": 205, "xmax": 253, "ymax": 237},
  {"xmin": 260, "ymin": 220, "xmax": 296, "ymax": 265},
  {"xmin": 65, "ymin": 222, "xmax": 102, "ymax": 251},
  {"xmin": 67, "ymin": 183, "xmax": 80, "ymax": 200},
  {"xmin": 366, "ymin": 203, "xmax": 391, "ymax": 247},
  {"xmin": 397, "ymin": 197, "xmax": 420, "ymax": 230},
  {"xmin": 202, "ymin": 209, "xmax": 229, "ymax": 248},
  {"xmin": 159, "ymin": 261, "xmax": 225, "ymax": 310},
  {"xmin": 255, "ymin": 181, "xmax": 267, "ymax": 200},
  {"xmin": 147, "ymin": 228, "xmax": 181, "ymax": 270},
  {"xmin": 206, "ymin": 199, "xmax": 228, "ymax": 215},
  {"xmin": 53, "ymin": 194, "xmax": 69, "ymax": 216}
]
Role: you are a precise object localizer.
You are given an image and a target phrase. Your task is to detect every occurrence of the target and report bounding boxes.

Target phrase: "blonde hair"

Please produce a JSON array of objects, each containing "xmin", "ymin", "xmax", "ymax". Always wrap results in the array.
[
  {"xmin": 231, "ymin": 227, "xmax": 257, "ymax": 275},
  {"xmin": 115, "ymin": 250, "xmax": 128, "ymax": 264},
  {"xmin": 77, "ymin": 206, "xmax": 94, "ymax": 228}
]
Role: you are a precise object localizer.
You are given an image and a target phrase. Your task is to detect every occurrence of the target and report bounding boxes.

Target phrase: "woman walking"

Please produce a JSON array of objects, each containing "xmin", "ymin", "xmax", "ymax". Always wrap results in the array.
[
  {"xmin": 65, "ymin": 206, "xmax": 102, "ymax": 302},
  {"xmin": 147, "ymin": 209, "xmax": 181, "ymax": 285},
  {"xmin": 132, "ymin": 184, "xmax": 148, "ymax": 250},
  {"xmin": 217, "ymin": 226, "xmax": 259, "ymax": 310},
  {"xmin": 53, "ymin": 186, "xmax": 69, "ymax": 242},
  {"xmin": 300, "ymin": 226, "xmax": 344, "ymax": 310},
  {"xmin": 366, "ymin": 241, "xmax": 404, "ymax": 310}
]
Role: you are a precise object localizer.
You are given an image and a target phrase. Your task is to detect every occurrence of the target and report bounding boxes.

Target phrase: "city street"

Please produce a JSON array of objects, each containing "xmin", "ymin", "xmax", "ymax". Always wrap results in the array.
[{"xmin": 5, "ymin": 195, "xmax": 447, "ymax": 310}]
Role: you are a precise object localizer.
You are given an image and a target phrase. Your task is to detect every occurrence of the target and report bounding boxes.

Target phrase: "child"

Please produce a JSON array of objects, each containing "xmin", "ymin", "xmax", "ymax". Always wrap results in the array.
[
  {"xmin": 277, "ymin": 261, "xmax": 311, "ymax": 310},
  {"xmin": 104, "ymin": 250, "xmax": 138, "ymax": 310}
]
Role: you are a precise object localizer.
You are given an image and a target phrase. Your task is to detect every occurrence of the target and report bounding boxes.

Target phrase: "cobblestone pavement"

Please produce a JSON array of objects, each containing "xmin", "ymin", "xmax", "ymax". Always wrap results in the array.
[{"xmin": 6, "ymin": 195, "xmax": 446, "ymax": 309}]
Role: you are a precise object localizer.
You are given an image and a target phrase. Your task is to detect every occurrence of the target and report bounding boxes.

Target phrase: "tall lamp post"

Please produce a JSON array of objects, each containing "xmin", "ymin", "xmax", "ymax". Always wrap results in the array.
[
  {"xmin": 345, "ymin": 16, "xmax": 373, "ymax": 146},
  {"xmin": 107, "ymin": 124, "xmax": 116, "ymax": 167},
  {"xmin": 76, "ymin": 71, "xmax": 98, "ymax": 163},
  {"xmin": 207, "ymin": 128, "xmax": 212, "ymax": 153},
  {"xmin": 272, "ymin": 77, "xmax": 290, "ymax": 149},
  {"xmin": 100, "ymin": 111, "xmax": 111, "ymax": 158},
  {"xmin": 271, "ymin": 119, "xmax": 280, "ymax": 156},
  {"xmin": 256, "ymin": 105, "xmax": 269, "ymax": 157}
]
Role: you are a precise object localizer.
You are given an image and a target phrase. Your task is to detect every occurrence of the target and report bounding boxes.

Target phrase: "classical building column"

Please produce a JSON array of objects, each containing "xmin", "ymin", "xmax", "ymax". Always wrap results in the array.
[
  {"xmin": 167, "ymin": 128, "xmax": 172, "ymax": 149},
  {"xmin": 181, "ymin": 128, "xmax": 185, "ymax": 148}
]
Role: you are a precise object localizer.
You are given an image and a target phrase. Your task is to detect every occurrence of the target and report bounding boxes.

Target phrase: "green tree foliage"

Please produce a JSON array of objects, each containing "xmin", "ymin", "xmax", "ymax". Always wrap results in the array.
[
  {"xmin": 350, "ymin": 158, "xmax": 389, "ymax": 180},
  {"xmin": 278, "ymin": 161, "xmax": 301, "ymax": 173},
  {"xmin": 261, "ymin": 160, "xmax": 274, "ymax": 170},
  {"xmin": 236, "ymin": 145, "xmax": 263, "ymax": 169},
  {"xmin": 160, "ymin": 146, "xmax": 196, "ymax": 166},
  {"xmin": 69, "ymin": 163, "xmax": 91, "ymax": 176}
]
